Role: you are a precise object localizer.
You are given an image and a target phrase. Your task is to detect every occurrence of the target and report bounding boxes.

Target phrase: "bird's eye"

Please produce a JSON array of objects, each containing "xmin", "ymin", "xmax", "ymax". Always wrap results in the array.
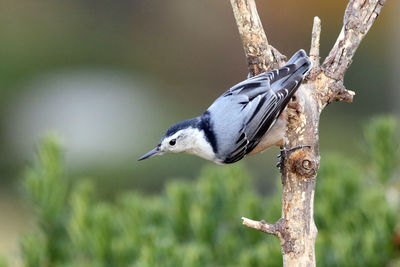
[{"xmin": 169, "ymin": 139, "xmax": 176, "ymax": 146}]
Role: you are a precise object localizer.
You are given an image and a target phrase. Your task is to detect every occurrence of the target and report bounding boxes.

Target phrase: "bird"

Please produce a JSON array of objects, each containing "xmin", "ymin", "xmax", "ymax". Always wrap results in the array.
[{"xmin": 138, "ymin": 49, "xmax": 312, "ymax": 164}]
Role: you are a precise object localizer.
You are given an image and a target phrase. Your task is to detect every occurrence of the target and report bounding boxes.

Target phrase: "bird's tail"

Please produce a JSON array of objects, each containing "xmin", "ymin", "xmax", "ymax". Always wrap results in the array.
[
  {"xmin": 286, "ymin": 49, "xmax": 312, "ymax": 74},
  {"xmin": 270, "ymin": 49, "xmax": 312, "ymax": 92}
]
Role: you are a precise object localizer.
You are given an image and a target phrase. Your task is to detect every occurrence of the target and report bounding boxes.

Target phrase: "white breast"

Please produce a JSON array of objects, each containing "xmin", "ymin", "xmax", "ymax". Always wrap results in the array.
[{"xmin": 184, "ymin": 128, "xmax": 219, "ymax": 162}]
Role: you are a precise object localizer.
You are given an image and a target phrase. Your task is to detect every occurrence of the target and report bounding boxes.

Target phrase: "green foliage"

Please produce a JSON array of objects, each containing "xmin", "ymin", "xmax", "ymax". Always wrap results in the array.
[
  {"xmin": 364, "ymin": 116, "xmax": 399, "ymax": 183},
  {"xmin": 22, "ymin": 135, "xmax": 70, "ymax": 267},
  {"xmin": 0, "ymin": 256, "xmax": 7, "ymax": 267},
  {"xmin": 20, "ymin": 117, "xmax": 399, "ymax": 266},
  {"xmin": 315, "ymin": 156, "xmax": 396, "ymax": 266}
]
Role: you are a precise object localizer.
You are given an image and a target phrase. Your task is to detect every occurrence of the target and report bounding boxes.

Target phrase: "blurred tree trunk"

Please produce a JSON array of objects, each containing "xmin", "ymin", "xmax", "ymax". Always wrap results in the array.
[{"xmin": 231, "ymin": 0, "xmax": 386, "ymax": 266}]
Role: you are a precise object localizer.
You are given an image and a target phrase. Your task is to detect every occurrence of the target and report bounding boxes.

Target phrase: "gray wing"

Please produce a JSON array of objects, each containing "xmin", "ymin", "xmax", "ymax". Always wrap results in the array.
[
  {"xmin": 222, "ymin": 51, "xmax": 311, "ymax": 163},
  {"xmin": 223, "ymin": 67, "xmax": 290, "ymax": 100},
  {"xmin": 222, "ymin": 77, "xmax": 300, "ymax": 164}
]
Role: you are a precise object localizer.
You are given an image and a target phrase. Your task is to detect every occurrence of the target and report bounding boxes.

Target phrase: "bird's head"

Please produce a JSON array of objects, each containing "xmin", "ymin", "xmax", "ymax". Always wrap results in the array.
[{"xmin": 138, "ymin": 118, "xmax": 211, "ymax": 161}]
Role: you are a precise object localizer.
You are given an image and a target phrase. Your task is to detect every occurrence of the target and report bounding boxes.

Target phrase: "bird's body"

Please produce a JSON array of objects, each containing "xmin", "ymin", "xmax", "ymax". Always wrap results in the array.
[{"xmin": 139, "ymin": 49, "xmax": 312, "ymax": 164}]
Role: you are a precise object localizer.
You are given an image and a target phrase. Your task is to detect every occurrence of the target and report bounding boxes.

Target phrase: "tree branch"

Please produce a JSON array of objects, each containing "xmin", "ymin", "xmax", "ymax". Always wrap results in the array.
[
  {"xmin": 230, "ymin": 0, "xmax": 285, "ymax": 75},
  {"xmin": 241, "ymin": 217, "xmax": 282, "ymax": 236},
  {"xmin": 322, "ymin": 0, "xmax": 386, "ymax": 80},
  {"xmin": 308, "ymin": 17, "xmax": 322, "ymax": 78},
  {"xmin": 231, "ymin": 0, "xmax": 386, "ymax": 266}
]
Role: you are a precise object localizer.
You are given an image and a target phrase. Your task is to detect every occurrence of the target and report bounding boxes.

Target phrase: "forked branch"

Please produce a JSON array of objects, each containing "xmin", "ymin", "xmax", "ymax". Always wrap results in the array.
[{"xmin": 230, "ymin": 0, "xmax": 386, "ymax": 266}]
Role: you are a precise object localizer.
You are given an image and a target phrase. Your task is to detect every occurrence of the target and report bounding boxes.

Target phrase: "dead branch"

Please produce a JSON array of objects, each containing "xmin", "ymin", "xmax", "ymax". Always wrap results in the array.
[
  {"xmin": 241, "ymin": 217, "xmax": 285, "ymax": 237},
  {"xmin": 309, "ymin": 17, "xmax": 322, "ymax": 78},
  {"xmin": 229, "ymin": 0, "xmax": 285, "ymax": 75},
  {"xmin": 230, "ymin": 0, "xmax": 386, "ymax": 266},
  {"xmin": 322, "ymin": 0, "xmax": 386, "ymax": 80}
]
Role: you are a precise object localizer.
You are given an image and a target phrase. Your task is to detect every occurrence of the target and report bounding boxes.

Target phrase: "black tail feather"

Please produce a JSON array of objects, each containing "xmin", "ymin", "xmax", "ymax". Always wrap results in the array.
[{"xmin": 270, "ymin": 50, "xmax": 312, "ymax": 92}]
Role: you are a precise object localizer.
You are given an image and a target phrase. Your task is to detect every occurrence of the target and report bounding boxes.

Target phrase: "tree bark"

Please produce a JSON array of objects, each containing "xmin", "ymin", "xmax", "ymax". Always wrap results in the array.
[{"xmin": 234, "ymin": 0, "xmax": 386, "ymax": 266}]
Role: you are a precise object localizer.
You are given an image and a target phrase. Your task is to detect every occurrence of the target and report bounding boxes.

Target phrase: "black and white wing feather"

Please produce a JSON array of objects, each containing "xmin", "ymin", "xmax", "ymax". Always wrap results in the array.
[{"xmin": 222, "ymin": 50, "xmax": 311, "ymax": 163}]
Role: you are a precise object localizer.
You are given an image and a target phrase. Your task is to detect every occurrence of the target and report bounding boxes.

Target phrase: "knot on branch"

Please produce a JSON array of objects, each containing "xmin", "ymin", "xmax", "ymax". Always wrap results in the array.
[{"xmin": 288, "ymin": 149, "xmax": 317, "ymax": 178}]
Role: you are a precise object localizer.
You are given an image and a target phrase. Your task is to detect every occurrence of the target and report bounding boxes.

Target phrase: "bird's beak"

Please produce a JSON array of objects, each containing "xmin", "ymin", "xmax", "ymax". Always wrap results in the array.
[{"xmin": 138, "ymin": 146, "xmax": 161, "ymax": 161}]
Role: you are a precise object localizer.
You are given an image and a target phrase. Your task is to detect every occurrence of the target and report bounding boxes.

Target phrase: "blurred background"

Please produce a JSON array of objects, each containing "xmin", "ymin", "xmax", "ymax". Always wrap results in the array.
[{"xmin": 0, "ymin": 0, "xmax": 399, "ymax": 265}]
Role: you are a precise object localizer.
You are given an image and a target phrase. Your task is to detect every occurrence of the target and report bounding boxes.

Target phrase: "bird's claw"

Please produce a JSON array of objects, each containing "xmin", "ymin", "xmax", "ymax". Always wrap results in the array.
[{"xmin": 276, "ymin": 160, "xmax": 283, "ymax": 169}]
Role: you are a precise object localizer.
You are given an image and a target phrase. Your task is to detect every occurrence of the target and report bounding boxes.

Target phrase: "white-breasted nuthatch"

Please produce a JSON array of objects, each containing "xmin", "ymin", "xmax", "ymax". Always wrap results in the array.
[{"xmin": 139, "ymin": 49, "xmax": 311, "ymax": 164}]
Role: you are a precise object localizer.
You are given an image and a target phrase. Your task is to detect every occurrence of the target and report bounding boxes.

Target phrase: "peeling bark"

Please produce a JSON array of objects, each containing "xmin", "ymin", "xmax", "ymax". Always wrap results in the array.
[{"xmin": 232, "ymin": 0, "xmax": 386, "ymax": 266}]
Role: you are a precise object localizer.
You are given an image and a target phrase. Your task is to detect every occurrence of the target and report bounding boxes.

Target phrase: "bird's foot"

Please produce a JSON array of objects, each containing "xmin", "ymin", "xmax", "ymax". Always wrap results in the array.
[{"xmin": 276, "ymin": 145, "xmax": 311, "ymax": 171}]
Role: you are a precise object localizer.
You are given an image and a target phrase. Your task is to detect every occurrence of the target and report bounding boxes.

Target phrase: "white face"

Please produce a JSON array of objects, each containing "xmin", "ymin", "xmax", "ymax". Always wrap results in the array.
[
  {"xmin": 159, "ymin": 128, "xmax": 216, "ymax": 161},
  {"xmin": 159, "ymin": 130, "xmax": 189, "ymax": 153}
]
